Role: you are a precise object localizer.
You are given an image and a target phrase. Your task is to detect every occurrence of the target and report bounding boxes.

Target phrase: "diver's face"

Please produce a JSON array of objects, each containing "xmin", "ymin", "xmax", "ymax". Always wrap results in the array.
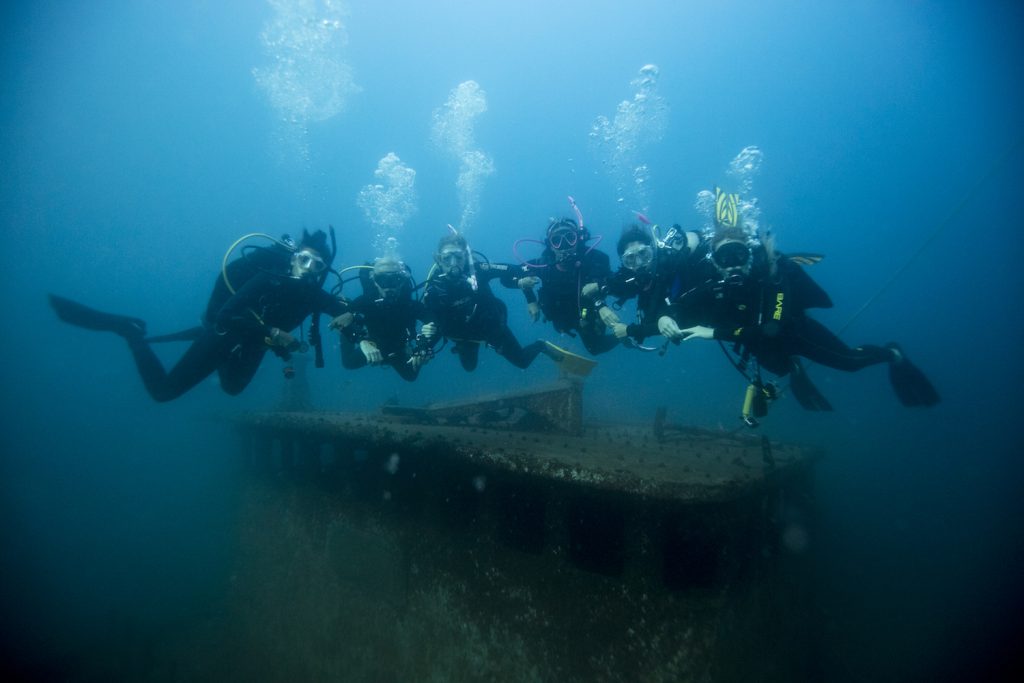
[
  {"xmin": 291, "ymin": 248, "xmax": 326, "ymax": 278},
  {"xmin": 620, "ymin": 241, "xmax": 655, "ymax": 273},
  {"xmin": 712, "ymin": 240, "xmax": 751, "ymax": 278},
  {"xmin": 373, "ymin": 269, "xmax": 406, "ymax": 300},
  {"xmin": 437, "ymin": 247, "xmax": 467, "ymax": 276},
  {"xmin": 548, "ymin": 227, "xmax": 579, "ymax": 264}
]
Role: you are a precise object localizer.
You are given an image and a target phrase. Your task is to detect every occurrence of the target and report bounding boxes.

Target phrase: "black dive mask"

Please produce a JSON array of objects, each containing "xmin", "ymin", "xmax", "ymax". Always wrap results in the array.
[
  {"xmin": 712, "ymin": 241, "xmax": 752, "ymax": 282},
  {"xmin": 374, "ymin": 271, "xmax": 407, "ymax": 301}
]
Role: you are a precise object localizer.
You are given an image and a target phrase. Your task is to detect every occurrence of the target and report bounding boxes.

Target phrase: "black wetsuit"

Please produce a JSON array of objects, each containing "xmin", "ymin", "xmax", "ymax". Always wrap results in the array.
[
  {"xmin": 523, "ymin": 248, "xmax": 619, "ymax": 355},
  {"xmin": 607, "ymin": 245, "xmax": 699, "ymax": 343},
  {"xmin": 421, "ymin": 263, "xmax": 544, "ymax": 371},
  {"xmin": 339, "ymin": 293, "xmax": 432, "ymax": 382},
  {"xmin": 670, "ymin": 247, "xmax": 892, "ymax": 376},
  {"xmin": 128, "ymin": 253, "xmax": 345, "ymax": 401}
]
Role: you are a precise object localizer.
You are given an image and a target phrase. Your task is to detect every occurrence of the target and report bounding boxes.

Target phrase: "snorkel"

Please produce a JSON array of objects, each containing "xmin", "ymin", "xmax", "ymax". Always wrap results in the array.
[{"xmin": 567, "ymin": 195, "xmax": 603, "ymax": 260}]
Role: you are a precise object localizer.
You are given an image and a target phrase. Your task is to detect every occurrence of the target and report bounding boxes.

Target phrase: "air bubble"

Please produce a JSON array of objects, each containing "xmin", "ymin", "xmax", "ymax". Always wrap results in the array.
[{"xmin": 590, "ymin": 64, "xmax": 667, "ymax": 215}]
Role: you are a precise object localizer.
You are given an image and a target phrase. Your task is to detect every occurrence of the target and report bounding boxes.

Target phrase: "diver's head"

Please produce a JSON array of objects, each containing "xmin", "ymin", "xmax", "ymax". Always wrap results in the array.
[
  {"xmin": 371, "ymin": 257, "xmax": 409, "ymax": 301},
  {"xmin": 617, "ymin": 224, "xmax": 655, "ymax": 274},
  {"xmin": 711, "ymin": 227, "xmax": 753, "ymax": 281},
  {"xmin": 435, "ymin": 234, "xmax": 470, "ymax": 277},
  {"xmin": 546, "ymin": 218, "xmax": 583, "ymax": 265},
  {"xmin": 291, "ymin": 229, "xmax": 331, "ymax": 279},
  {"xmin": 290, "ymin": 247, "xmax": 327, "ymax": 279}
]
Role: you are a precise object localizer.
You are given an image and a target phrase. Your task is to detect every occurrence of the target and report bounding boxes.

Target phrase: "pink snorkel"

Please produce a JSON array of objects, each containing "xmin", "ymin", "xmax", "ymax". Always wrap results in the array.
[{"xmin": 569, "ymin": 197, "xmax": 598, "ymax": 259}]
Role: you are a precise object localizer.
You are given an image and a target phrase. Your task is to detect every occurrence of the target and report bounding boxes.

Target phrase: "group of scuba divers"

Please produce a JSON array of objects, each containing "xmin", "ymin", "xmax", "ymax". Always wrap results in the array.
[{"xmin": 50, "ymin": 189, "xmax": 939, "ymax": 425}]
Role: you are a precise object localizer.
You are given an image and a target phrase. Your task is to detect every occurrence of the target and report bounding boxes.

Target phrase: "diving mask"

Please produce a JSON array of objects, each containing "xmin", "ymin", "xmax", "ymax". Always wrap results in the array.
[
  {"xmin": 292, "ymin": 249, "xmax": 327, "ymax": 275},
  {"xmin": 621, "ymin": 243, "xmax": 655, "ymax": 271},
  {"xmin": 548, "ymin": 228, "xmax": 578, "ymax": 251},
  {"xmin": 373, "ymin": 270, "xmax": 407, "ymax": 291},
  {"xmin": 437, "ymin": 247, "xmax": 467, "ymax": 275},
  {"xmin": 712, "ymin": 240, "xmax": 751, "ymax": 271}
]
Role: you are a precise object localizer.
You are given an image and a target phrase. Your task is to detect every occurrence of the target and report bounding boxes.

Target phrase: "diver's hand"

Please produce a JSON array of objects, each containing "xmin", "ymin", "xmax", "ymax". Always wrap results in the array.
[
  {"xmin": 612, "ymin": 323, "xmax": 629, "ymax": 339},
  {"xmin": 518, "ymin": 276, "xmax": 540, "ymax": 290},
  {"xmin": 527, "ymin": 301, "xmax": 540, "ymax": 322},
  {"xmin": 359, "ymin": 340, "xmax": 383, "ymax": 364},
  {"xmin": 581, "ymin": 282, "xmax": 600, "ymax": 299},
  {"xmin": 407, "ymin": 351, "xmax": 430, "ymax": 370},
  {"xmin": 680, "ymin": 325, "xmax": 714, "ymax": 341},
  {"xmin": 420, "ymin": 322, "xmax": 438, "ymax": 340},
  {"xmin": 598, "ymin": 306, "xmax": 621, "ymax": 327},
  {"xmin": 328, "ymin": 312, "xmax": 354, "ymax": 331},
  {"xmin": 657, "ymin": 316, "xmax": 686, "ymax": 342},
  {"xmin": 266, "ymin": 327, "xmax": 300, "ymax": 351}
]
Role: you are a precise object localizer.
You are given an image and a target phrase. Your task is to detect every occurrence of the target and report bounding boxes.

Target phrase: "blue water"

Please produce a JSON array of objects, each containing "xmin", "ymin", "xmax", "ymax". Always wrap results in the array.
[{"xmin": 2, "ymin": 1, "xmax": 1022, "ymax": 680}]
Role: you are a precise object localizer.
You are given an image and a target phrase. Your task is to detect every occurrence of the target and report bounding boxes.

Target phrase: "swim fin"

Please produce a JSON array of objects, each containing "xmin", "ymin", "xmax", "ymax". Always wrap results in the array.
[
  {"xmin": 543, "ymin": 341, "xmax": 597, "ymax": 377},
  {"xmin": 788, "ymin": 358, "xmax": 833, "ymax": 411},
  {"xmin": 886, "ymin": 344, "xmax": 940, "ymax": 407},
  {"xmin": 49, "ymin": 294, "xmax": 146, "ymax": 339}
]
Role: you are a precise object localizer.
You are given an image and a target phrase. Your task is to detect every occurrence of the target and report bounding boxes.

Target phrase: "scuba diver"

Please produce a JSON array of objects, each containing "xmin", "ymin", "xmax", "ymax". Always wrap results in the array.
[
  {"xmin": 604, "ymin": 219, "xmax": 705, "ymax": 345},
  {"xmin": 49, "ymin": 229, "xmax": 347, "ymax": 402},
  {"xmin": 514, "ymin": 204, "xmax": 621, "ymax": 355},
  {"xmin": 663, "ymin": 187, "xmax": 940, "ymax": 415},
  {"xmin": 420, "ymin": 230, "xmax": 561, "ymax": 372},
  {"xmin": 330, "ymin": 256, "xmax": 434, "ymax": 382}
]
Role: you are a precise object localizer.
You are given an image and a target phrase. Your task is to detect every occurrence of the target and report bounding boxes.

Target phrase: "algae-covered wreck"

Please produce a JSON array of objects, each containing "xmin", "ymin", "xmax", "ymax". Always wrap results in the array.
[{"xmin": 210, "ymin": 379, "xmax": 822, "ymax": 682}]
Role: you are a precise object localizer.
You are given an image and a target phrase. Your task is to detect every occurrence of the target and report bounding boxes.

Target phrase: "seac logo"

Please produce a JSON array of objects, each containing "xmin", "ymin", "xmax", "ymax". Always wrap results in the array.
[{"xmin": 773, "ymin": 292, "xmax": 784, "ymax": 320}]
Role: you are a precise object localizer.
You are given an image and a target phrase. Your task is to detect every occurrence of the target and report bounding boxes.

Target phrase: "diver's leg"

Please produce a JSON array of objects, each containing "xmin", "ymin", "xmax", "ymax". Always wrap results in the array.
[
  {"xmin": 217, "ymin": 343, "xmax": 269, "ymax": 395},
  {"xmin": 389, "ymin": 355, "xmax": 420, "ymax": 382},
  {"xmin": 125, "ymin": 332, "xmax": 223, "ymax": 402},
  {"xmin": 489, "ymin": 326, "xmax": 545, "ymax": 369},
  {"xmin": 789, "ymin": 317, "xmax": 892, "ymax": 372},
  {"xmin": 454, "ymin": 342, "xmax": 480, "ymax": 371},
  {"xmin": 579, "ymin": 325, "xmax": 620, "ymax": 355},
  {"xmin": 340, "ymin": 338, "xmax": 369, "ymax": 370}
]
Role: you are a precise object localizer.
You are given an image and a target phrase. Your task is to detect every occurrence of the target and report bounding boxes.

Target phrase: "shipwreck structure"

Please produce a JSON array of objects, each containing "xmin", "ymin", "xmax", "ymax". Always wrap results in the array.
[{"xmin": 210, "ymin": 380, "xmax": 822, "ymax": 682}]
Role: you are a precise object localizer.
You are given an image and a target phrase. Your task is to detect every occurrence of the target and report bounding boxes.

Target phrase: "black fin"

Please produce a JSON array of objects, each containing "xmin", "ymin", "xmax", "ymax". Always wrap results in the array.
[
  {"xmin": 887, "ymin": 344, "xmax": 940, "ymax": 407},
  {"xmin": 48, "ymin": 294, "xmax": 146, "ymax": 339},
  {"xmin": 788, "ymin": 357, "xmax": 833, "ymax": 411}
]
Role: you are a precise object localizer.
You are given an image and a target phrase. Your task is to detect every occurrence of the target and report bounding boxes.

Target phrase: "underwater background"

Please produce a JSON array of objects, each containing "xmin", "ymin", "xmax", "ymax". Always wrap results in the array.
[{"xmin": 1, "ymin": 1, "xmax": 1022, "ymax": 680}]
